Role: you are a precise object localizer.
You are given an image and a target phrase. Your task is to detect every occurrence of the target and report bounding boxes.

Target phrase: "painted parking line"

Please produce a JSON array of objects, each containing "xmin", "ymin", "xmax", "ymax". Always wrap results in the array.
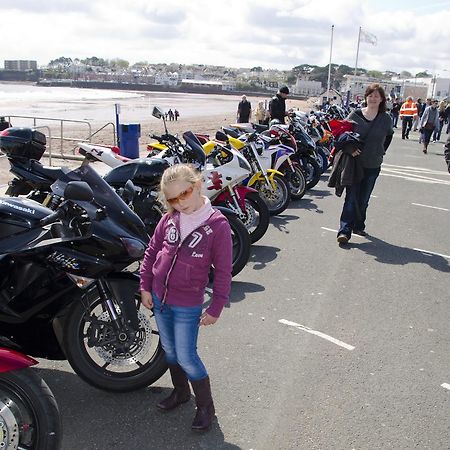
[
  {"xmin": 441, "ymin": 383, "xmax": 450, "ymax": 391},
  {"xmin": 279, "ymin": 319, "xmax": 355, "ymax": 351},
  {"xmin": 320, "ymin": 227, "xmax": 365, "ymax": 239},
  {"xmin": 411, "ymin": 202, "xmax": 449, "ymax": 212},
  {"xmin": 413, "ymin": 248, "xmax": 450, "ymax": 260}
]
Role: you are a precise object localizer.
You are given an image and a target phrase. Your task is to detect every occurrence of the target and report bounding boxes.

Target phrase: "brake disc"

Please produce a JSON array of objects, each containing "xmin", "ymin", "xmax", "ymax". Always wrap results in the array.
[
  {"xmin": 0, "ymin": 397, "xmax": 20, "ymax": 449},
  {"xmin": 91, "ymin": 310, "xmax": 154, "ymax": 367}
]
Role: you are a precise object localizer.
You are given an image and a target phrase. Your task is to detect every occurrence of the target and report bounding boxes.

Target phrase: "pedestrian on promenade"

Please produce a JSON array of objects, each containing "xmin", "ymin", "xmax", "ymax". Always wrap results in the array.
[
  {"xmin": 413, "ymin": 98, "xmax": 423, "ymax": 131},
  {"xmin": 140, "ymin": 164, "xmax": 232, "ymax": 432},
  {"xmin": 390, "ymin": 98, "xmax": 401, "ymax": 128},
  {"xmin": 444, "ymin": 134, "xmax": 450, "ymax": 173},
  {"xmin": 255, "ymin": 101, "xmax": 268, "ymax": 124},
  {"xmin": 0, "ymin": 117, "xmax": 11, "ymax": 131},
  {"xmin": 432, "ymin": 101, "xmax": 446, "ymax": 142},
  {"xmin": 336, "ymin": 83, "xmax": 394, "ymax": 244},
  {"xmin": 174, "ymin": 109, "xmax": 180, "ymax": 121},
  {"xmin": 237, "ymin": 95, "xmax": 252, "ymax": 123},
  {"xmin": 269, "ymin": 86, "xmax": 289, "ymax": 124},
  {"xmin": 399, "ymin": 96, "xmax": 417, "ymax": 139},
  {"xmin": 168, "ymin": 109, "xmax": 174, "ymax": 121},
  {"xmin": 419, "ymin": 99, "xmax": 440, "ymax": 154},
  {"xmin": 445, "ymin": 102, "xmax": 450, "ymax": 134}
]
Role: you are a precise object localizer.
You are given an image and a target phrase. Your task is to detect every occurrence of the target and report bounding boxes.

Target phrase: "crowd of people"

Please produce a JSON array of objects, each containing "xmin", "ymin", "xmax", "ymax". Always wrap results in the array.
[{"xmin": 165, "ymin": 109, "xmax": 180, "ymax": 121}]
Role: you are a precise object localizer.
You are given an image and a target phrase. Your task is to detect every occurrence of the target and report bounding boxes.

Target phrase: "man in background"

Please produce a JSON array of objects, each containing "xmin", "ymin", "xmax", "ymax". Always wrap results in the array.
[
  {"xmin": 237, "ymin": 95, "xmax": 252, "ymax": 123},
  {"xmin": 269, "ymin": 86, "xmax": 289, "ymax": 124},
  {"xmin": 399, "ymin": 96, "xmax": 417, "ymax": 139}
]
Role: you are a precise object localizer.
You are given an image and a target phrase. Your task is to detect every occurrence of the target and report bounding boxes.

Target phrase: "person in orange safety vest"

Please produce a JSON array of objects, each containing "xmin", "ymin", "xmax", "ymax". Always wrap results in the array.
[{"xmin": 399, "ymin": 96, "xmax": 418, "ymax": 140}]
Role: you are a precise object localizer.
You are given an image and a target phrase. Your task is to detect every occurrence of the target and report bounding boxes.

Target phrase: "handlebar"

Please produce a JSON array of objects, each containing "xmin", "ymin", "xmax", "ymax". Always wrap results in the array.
[{"xmin": 39, "ymin": 203, "xmax": 68, "ymax": 226}]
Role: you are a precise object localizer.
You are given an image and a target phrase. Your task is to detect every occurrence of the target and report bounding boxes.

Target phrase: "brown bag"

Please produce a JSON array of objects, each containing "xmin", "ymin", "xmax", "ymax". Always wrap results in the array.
[{"xmin": 424, "ymin": 122, "xmax": 435, "ymax": 130}]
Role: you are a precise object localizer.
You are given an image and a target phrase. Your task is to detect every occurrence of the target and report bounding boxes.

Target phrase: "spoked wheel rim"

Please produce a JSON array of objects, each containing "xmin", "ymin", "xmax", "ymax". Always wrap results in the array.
[
  {"xmin": 79, "ymin": 295, "xmax": 161, "ymax": 376},
  {"xmin": 257, "ymin": 178, "xmax": 286, "ymax": 211},
  {"xmin": 0, "ymin": 380, "xmax": 37, "ymax": 449}
]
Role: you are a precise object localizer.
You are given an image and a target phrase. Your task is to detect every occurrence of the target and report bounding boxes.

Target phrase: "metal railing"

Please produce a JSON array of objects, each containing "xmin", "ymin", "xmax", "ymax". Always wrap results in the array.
[{"xmin": 3, "ymin": 115, "xmax": 116, "ymax": 165}]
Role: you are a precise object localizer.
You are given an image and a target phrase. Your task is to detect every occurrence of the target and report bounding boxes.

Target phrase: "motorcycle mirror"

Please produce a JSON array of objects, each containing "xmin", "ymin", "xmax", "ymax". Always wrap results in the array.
[
  {"xmin": 64, "ymin": 181, "xmax": 94, "ymax": 202},
  {"xmin": 215, "ymin": 131, "xmax": 228, "ymax": 142},
  {"xmin": 152, "ymin": 106, "xmax": 164, "ymax": 119}
]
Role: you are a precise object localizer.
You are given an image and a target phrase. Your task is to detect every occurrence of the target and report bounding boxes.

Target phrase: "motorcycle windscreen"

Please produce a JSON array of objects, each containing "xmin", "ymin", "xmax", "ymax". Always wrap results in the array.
[{"xmin": 50, "ymin": 165, "xmax": 146, "ymax": 239}]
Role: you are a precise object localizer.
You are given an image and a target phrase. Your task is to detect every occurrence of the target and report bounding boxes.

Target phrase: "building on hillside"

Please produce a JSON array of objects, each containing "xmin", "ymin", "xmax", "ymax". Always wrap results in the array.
[
  {"xmin": 4, "ymin": 60, "xmax": 38, "ymax": 71},
  {"xmin": 293, "ymin": 77, "xmax": 322, "ymax": 96},
  {"xmin": 180, "ymin": 79, "xmax": 223, "ymax": 91}
]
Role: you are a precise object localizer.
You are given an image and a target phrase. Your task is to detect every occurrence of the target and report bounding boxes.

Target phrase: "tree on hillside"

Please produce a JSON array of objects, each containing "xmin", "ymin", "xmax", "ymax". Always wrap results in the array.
[
  {"xmin": 109, "ymin": 58, "xmax": 129, "ymax": 69},
  {"xmin": 48, "ymin": 57, "xmax": 73, "ymax": 68},
  {"xmin": 366, "ymin": 70, "xmax": 383, "ymax": 79},
  {"xmin": 400, "ymin": 70, "xmax": 412, "ymax": 78},
  {"xmin": 81, "ymin": 57, "xmax": 107, "ymax": 67},
  {"xmin": 415, "ymin": 71, "xmax": 432, "ymax": 78}
]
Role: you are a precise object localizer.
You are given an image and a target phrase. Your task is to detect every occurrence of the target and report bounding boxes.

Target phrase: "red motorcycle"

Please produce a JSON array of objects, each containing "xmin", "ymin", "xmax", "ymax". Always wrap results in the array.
[{"xmin": 0, "ymin": 348, "xmax": 62, "ymax": 449}]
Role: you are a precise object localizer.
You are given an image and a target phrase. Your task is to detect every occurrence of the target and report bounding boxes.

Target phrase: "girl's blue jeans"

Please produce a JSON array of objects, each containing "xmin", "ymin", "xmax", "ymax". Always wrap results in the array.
[{"xmin": 152, "ymin": 293, "xmax": 208, "ymax": 381}]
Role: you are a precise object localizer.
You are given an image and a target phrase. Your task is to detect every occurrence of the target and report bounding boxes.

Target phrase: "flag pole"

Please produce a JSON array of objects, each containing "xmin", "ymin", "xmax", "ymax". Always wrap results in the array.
[
  {"xmin": 354, "ymin": 26, "xmax": 361, "ymax": 77},
  {"xmin": 326, "ymin": 25, "xmax": 334, "ymax": 101}
]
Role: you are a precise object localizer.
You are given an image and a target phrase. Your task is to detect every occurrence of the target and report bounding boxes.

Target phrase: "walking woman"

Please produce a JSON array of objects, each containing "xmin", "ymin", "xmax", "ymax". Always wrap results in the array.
[
  {"xmin": 140, "ymin": 164, "xmax": 232, "ymax": 431},
  {"xmin": 419, "ymin": 100, "xmax": 440, "ymax": 154},
  {"xmin": 337, "ymin": 84, "xmax": 394, "ymax": 244}
]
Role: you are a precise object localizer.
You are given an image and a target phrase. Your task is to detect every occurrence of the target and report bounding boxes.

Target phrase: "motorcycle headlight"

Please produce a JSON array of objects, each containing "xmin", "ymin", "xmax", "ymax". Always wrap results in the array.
[{"xmin": 120, "ymin": 237, "xmax": 146, "ymax": 258}]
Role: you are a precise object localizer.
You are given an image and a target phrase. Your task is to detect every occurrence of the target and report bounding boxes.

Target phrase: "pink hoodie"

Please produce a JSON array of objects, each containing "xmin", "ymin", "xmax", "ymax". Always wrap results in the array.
[{"xmin": 140, "ymin": 209, "xmax": 233, "ymax": 318}]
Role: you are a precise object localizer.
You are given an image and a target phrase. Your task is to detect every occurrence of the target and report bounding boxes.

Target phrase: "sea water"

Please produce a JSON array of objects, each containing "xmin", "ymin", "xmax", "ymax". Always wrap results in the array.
[{"xmin": 0, "ymin": 82, "xmax": 243, "ymax": 124}]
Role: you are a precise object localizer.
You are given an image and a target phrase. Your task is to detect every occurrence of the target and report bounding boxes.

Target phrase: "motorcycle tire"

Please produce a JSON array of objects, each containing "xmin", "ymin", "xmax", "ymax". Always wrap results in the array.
[
  {"xmin": 289, "ymin": 165, "xmax": 307, "ymax": 200},
  {"xmin": 218, "ymin": 208, "xmax": 251, "ymax": 276},
  {"xmin": 63, "ymin": 285, "xmax": 168, "ymax": 393},
  {"xmin": 0, "ymin": 368, "xmax": 62, "ymax": 450},
  {"xmin": 315, "ymin": 146, "xmax": 329, "ymax": 173},
  {"xmin": 218, "ymin": 192, "xmax": 270, "ymax": 244},
  {"xmin": 253, "ymin": 174, "xmax": 290, "ymax": 216},
  {"xmin": 303, "ymin": 156, "xmax": 321, "ymax": 190}
]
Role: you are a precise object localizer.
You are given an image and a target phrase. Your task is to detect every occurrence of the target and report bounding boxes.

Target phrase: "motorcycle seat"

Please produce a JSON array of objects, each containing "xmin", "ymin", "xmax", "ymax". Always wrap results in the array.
[{"xmin": 31, "ymin": 161, "xmax": 64, "ymax": 181}]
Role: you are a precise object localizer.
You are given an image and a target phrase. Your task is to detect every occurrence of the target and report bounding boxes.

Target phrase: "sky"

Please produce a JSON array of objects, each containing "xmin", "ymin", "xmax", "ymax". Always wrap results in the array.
[{"xmin": 2, "ymin": 0, "xmax": 450, "ymax": 76}]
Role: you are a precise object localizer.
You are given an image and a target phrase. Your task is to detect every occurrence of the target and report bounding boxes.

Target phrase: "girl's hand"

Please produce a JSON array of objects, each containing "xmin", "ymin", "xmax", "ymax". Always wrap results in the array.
[
  {"xmin": 200, "ymin": 312, "xmax": 218, "ymax": 326},
  {"xmin": 352, "ymin": 149, "xmax": 362, "ymax": 157},
  {"xmin": 141, "ymin": 291, "xmax": 153, "ymax": 310}
]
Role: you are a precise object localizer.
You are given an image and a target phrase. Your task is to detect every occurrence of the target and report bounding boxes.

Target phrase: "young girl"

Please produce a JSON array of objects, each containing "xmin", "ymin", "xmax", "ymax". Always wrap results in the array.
[{"xmin": 140, "ymin": 164, "xmax": 232, "ymax": 432}]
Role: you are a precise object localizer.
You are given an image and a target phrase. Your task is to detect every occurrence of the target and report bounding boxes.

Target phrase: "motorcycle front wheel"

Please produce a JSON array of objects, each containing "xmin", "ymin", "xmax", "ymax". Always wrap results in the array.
[
  {"xmin": 0, "ymin": 368, "xmax": 62, "ymax": 450},
  {"xmin": 63, "ymin": 288, "xmax": 168, "ymax": 392},
  {"xmin": 288, "ymin": 165, "xmax": 307, "ymax": 200},
  {"xmin": 253, "ymin": 174, "xmax": 290, "ymax": 216}
]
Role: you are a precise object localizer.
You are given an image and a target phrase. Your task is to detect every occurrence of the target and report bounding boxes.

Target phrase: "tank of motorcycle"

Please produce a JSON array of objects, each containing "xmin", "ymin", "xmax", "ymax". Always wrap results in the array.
[
  {"xmin": 104, "ymin": 157, "xmax": 170, "ymax": 188},
  {"xmin": 0, "ymin": 196, "xmax": 52, "ymax": 246}
]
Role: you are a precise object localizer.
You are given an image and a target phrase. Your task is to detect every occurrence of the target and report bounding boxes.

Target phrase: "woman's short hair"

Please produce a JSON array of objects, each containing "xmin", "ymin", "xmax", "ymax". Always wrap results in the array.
[{"xmin": 365, "ymin": 84, "xmax": 387, "ymax": 113}]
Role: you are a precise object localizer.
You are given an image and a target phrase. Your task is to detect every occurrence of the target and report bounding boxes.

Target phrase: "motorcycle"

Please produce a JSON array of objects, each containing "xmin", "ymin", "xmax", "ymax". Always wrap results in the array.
[
  {"xmin": 151, "ymin": 128, "xmax": 270, "ymax": 244},
  {"xmin": 0, "ymin": 347, "xmax": 62, "ymax": 449},
  {"xmin": 0, "ymin": 127, "xmax": 168, "ymax": 392},
  {"xmin": 4, "ymin": 128, "xmax": 251, "ymax": 277}
]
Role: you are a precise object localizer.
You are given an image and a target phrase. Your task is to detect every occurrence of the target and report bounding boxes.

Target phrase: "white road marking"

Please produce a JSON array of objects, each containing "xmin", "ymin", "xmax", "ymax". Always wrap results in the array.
[
  {"xmin": 279, "ymin": 319, "xmax": 355, "ymax": 351},
  {"xmin": 381, "ymin": 164, "xmax": 450, "ymax": 185},
  {"xmin": 412, "ymin": 203, "xmax": 449, "ymax": 212},
  {"xmin": 413, "ymin": 248, "xmax": 450, "ymax": 260},
  {"xmin": 320, "ymin": 227, "xmax": 365, "ymax": 238},
  {"xmin": 441, "ymin": 383, "xmax": 450, "ymax": 390}
]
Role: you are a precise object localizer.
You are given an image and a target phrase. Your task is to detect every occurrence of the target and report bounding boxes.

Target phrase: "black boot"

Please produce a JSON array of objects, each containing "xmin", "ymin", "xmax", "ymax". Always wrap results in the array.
[
  {"xmin": 157, "ymin": 364, "xmax": 191, "ymax": 411},
  {"xmin": 191, "ymin": 376, "xmax": 215, "ymax": 431}
]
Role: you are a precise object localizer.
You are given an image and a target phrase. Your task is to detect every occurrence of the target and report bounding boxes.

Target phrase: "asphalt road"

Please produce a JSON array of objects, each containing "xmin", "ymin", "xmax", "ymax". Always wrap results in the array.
[{"xmin": 34, "ymin": 131, "xmax": 450, "ymax": 450}]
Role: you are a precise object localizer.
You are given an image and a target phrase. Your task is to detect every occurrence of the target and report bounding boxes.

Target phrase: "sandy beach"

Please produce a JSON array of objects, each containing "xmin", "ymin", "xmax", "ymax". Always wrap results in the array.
[{"xmin": 0, "ymin": 84, "xmax": 314, "ymax": 187}]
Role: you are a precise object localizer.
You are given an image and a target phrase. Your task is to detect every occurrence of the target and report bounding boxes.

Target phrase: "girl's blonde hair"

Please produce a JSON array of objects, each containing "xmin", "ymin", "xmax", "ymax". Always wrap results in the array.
[{"xmin": 159, "ymin": 164, "xmax": 203, "ymax": 212}]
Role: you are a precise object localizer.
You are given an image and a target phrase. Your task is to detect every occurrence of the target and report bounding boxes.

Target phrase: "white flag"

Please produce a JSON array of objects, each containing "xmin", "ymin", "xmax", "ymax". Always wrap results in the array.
[{"xmin": 360, "ymin": 29, "xmax": 377, "ymax": 46}]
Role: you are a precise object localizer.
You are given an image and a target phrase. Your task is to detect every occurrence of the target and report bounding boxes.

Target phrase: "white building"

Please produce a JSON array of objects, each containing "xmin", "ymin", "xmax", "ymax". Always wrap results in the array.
[{"xmin": 293, "ymin": 77, "xmax": 322, "ymax": 96}]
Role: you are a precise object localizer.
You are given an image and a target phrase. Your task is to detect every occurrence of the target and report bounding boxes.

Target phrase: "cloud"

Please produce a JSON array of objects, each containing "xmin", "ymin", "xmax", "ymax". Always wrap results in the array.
[{"xmin": 0, "ymin": 0, "xmax": 449, "ymax": 74}]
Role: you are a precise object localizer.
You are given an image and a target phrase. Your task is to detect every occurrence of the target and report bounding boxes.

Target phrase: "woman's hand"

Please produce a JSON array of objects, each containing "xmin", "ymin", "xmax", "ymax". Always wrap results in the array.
[
  {"xmin": 141, "ymin": 290, "xmax": 153, "ymax": 310},
  {"xmin": 200, "ymin": 312, "xmax": 218, "ymax": 326},
  {"xmin": 352, "ymin": 149, "xmax": 362, "ymax": 157}
]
